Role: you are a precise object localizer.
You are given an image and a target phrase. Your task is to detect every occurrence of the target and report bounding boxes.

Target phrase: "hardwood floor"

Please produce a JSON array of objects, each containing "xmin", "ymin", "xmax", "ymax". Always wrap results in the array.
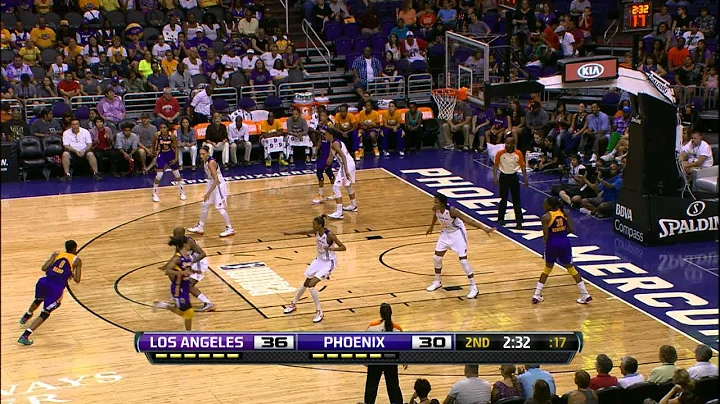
[{"xmin": 1, "ymin": 169, "xmax": 713, "ymax": 404}]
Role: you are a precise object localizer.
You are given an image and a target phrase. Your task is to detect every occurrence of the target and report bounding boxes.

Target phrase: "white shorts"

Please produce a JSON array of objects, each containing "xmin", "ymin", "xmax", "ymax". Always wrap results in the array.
[
  {"xmin": 334, "ymin": 161, "xmax": 356, "ymax": 187},
  {"xmin": 304, "ymin": 258, "xmax": 336, "ymax": 280},
  {"xmin": 205, "ymin": 182, "xmax": 228, "ymax": 209},
  {"xmin": 189, "ymin": 258, "xmax": 209, "ymax": 281},
  {"xmin": 435, "ymin": 230, "xmax": 468, "ymax": 256}
]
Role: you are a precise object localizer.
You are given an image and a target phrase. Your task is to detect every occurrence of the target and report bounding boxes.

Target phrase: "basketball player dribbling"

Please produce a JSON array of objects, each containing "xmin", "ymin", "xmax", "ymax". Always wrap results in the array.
[
  {"xmin": 171, "ymin": 227, "xmax": 215, "ymax": 312},
  {"xmin": 533, "ymin": 197, "xmax": 592, "ymax": 304},
  {"xmin": 187, "ymin": 145, "xmax": 235, "ymax": 238},
  {"xmin": 426, "ymin": 194, "xmax": 494, "ymax": 299},
  {"xmin": 152, "ymin": 123, "xmax": 186, "ymax": 203},
  {"xmin": 18, "ymin": 240, "xmax": 82, "ymax": 345},
  {"xmin": 325, "ymin": 128, "xmax": 357, "ymax": 219},
  {"xmin": 153, "ymin": 237, "xmax": 197, "ymax": 331},
  {"xmin": 283, "ymin": 215, "xmax": 346, "ymax": 323},
  {"xmin": 312, "ymin": 111, "xmax": 336, "ymax": 204}
]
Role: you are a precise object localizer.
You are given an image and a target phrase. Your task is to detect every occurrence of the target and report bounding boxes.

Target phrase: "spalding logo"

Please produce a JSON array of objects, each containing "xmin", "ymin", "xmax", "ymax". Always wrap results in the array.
[
  {"xmin": 686, "ymin": 201, "xmax": 706, "ymax": 217},
  {"xmin": 577, "ymin": 63, "xmax": 605, "ymax": 79}
]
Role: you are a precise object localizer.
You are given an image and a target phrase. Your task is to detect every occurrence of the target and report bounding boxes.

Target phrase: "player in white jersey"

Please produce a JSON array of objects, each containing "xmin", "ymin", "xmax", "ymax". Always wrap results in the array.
[
  {"xmin": 170, "ymin": 228, "xmax": 215, "ymax": 312},
  {"xmin": 426, "ymin": 193, "xmax": 494, "ymax": 298},
  {"xmin": 283, "ymin": 215, "xmax": 346, "ymax": 323},
  {"xmin": 188, "ymin": 145, "xmax": 235, "ymax": 238},
  {"xmin": 325, "ymin": 129, "xmax": 357, "ymax": 220}
]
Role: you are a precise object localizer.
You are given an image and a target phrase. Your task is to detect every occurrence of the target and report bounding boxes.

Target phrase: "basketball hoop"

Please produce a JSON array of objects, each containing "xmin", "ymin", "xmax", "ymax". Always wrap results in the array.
[{"xmin": 432, "ymin": 88, "xmax": 458, "ymax": 121}]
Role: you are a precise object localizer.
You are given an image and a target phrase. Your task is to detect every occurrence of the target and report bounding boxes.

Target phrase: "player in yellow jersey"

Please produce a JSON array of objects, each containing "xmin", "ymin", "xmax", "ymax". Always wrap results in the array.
[
  {"xmin": 355, "ymin": 101, "xmax": 381, "ymax": 160},
  {"xmin": 381, "ymin": 101, "xmax": 405, "ymax": 156}
]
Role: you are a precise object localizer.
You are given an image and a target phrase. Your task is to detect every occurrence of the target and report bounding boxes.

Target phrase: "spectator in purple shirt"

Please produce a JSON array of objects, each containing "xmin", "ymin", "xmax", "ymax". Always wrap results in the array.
[
  {"xmin": 97, "ymin": 87, "xmax": 127, "ymax": 129},
  {"xmin": 202, "ymin": 48, "xmax": 220, "ymax": 74},
  {"xmin": 249, "ymin": 59, "xmax": 271, "ymax": 86},
  {"xmin": 189, "ymin": 28, "xmax": 213, "ymax": 59},
  {"xmin": 6, "ymin": 55, "xmax": 33, "ymax": 85}
]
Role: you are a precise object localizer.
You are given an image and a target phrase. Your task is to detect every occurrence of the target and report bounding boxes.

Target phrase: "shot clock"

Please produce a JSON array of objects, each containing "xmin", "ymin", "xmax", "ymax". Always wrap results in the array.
[
  {"xmin": 623, "ymin": 1, "xmax": 653, "ymax": 33},
  {"xmin": 135, "ymin": 331, "xmax": 583, "ymax": 365}
]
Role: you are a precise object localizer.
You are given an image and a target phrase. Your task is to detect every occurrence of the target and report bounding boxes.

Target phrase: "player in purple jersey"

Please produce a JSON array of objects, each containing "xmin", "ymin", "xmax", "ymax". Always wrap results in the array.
[
  {"xmin": 533, "ymin": 197, "xmax": 592, "ymax": 304},
  {"xmin": 152, "ymin": 122, "xmax": 186, "ymax": 203},
  {"xmin": 311, "ymin": 111, "xmax": 336, "ymax": 204},
  {"xmin": 18, "ymin": 240, "xmax": 82, "ymax": 346},
  {"xmin": 171, "ymin": 227, "xmax": 216, "ymax": 312},
  {"xmin": 153, "ymin": 237, "xmax": 198, "ymax": 330}
]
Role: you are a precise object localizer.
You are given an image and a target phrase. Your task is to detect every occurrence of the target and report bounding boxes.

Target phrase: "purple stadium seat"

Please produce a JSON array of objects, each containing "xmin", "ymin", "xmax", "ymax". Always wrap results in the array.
[
  {"xmin": 429, "ymin": 43, "xmax": 445, "ymax": 57},
  {"xmin": 542, "ymin": 66, "xmax": 557, "ymax": 77},
  {"xmin": 75, "ymin": 106, "xmax": 90, "ymax": 120},
  {"xmin": 371, "ymin": 35, "xmax": 387, "ymax": 52},
  {"xmin": 336, "ymin": 38, "xmax": 353, "ymax": 56},
  {"xmin": 482, "ymin": 15, "xmax": 499, "ymax": 31},
  {"xmin": 343, "ymin": 22, "xmax": 360, "ymax": 38},
  {"xmin": 525, "ymin": 65, "xmax": 542, "ymax": 79},
  {"xmin": 396, "ymin": 59, "xmax": 410, "ymax": 75},
  {"xmin": 350, "ymin": 2, "xmax": 367, "ymax": 17},
  {"xmin": 354, "ymin": 37, "xmax": 370, "ymax": 52},
  {"xmin": 643, "ymin": 37, "xmax": 655, "ymax": 53},
  {"xmin": 381, "ymin": 20, "xmax": 395, "ymax": 36},
  {"xmin": 454, "ymin": 49, "xmax": 472, "ymax": 64},
  {"xmin": 51, "ymin": 102, "xmax": 70, "ymax": 118},
  {"xmin": 238, "ymin": 97, "xmax": 256, "ymax": 110},
  {"xmin": 264, "ymin": 95, "xmax": 283, "ymax": 109},
  {"xmin": 213, "ymin": 98, "xmax": 229, "ymax": 113},
  {"xmin": 372, "ymin": 51, "xmax": 384, "ymax": 60},
  {"xmin": 601, "ymin": 91, "xmax": 620, "ymax": 106},
  {"xmin": 324, "ymin": 22, "xmax": 342, "ymax": 41},
  {"xmin": 663, "ymin": 72, "xmax": 676, "ymax": 85},
  {"xmin": 410, "ymin": 60, "xmax": 428, "ymax": 73}
]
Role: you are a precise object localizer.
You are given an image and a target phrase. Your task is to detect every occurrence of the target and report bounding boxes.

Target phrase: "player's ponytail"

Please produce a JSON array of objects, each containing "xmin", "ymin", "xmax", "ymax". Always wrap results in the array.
[
  {"xmin": 168, "ymin": 237, "xmax": 185, "ymax": 248},
  {"xmin": 314, "ymin": 214, "xmax": 327, "ymax": 228},
  {"xmin": 379, "ymin": 303, "xmax": 393, "ymax": 332},
  {"xmin": 501, "ymin": 364, "xmax": 522, "ymax": 394}
]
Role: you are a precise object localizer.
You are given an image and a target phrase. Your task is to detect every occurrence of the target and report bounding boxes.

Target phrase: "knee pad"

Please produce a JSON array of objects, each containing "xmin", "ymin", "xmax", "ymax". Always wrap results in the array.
[
  {"xmin": 332, "ymin": 183, "xmax": 342, "ymax": 198},
  {"xmin": 316, "ymin": 168, "xmax": 325, "ymax": 182},
  {"xmin": 345, "ymin": 185, "xmax": 354, "ymax": 195},
  {"xmin": 542, "ymin": 265, "xmax": 554, "ymax": 275},
  {"xmin": 459, "ymin": 259, "xmax": 473, "ymax": 276},
  {"xmin": 433, "ymin": 254, "xmax": 443, "ymax": 269},
  {"xmin": 326, "ymin": 168, "xmax": 336, "ymax": 182},
  {"xmin": 566, "ymin": 265, "xmax": 579, "ymax": 276},
  {"xmin": 155, "ymin": 172, "xmax": 164, "ymax": 181},
  {"xmin": 40, "ymin": 310, "xmax": 52, "ymax": 320}
]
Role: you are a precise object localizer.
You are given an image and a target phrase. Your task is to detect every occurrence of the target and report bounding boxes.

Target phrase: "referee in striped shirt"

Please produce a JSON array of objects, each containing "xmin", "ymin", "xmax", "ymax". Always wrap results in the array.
[
  {"xmin": 493, "ymin": 136, "xmax": 529, "ymax": 229},
  {"xmin": 363, "ymin": 303, "xmax": 406, "ymax": 404}
]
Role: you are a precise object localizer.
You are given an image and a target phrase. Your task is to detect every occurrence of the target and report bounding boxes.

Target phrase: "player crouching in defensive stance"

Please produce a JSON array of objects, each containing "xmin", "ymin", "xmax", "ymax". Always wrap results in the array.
[
  {"xmin": 19, "ymin": 240, "xmax": 82, "ymax": 345},
  {"xmin": 282, "ymin": 215, "xmax": 346, "ymax": 323},
  {"xmin": 534, "ymin": 197, "xmax": 592, "ymax": 304},
  {"xmin": 426, "ymin": 193, "xmax": 494, "ymax": 299},
  {"xmin": 154, "ymin": 237, "xmax": 198, "ymax": 330},
  {"xmin": 187, "ymin": 145, "xmax": 235, "ymax": 238}
]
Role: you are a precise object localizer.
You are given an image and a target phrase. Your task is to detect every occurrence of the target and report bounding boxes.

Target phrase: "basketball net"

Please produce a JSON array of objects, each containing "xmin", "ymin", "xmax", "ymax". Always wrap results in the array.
[{"xmin": 432, "ymin": 88, "xmax": 458, "ymax": 121}]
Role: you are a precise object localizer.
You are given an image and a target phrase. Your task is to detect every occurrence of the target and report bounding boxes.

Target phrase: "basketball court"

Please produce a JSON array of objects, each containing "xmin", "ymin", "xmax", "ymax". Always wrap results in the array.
[{"xmin": 1, "ymin": 149, "xmax": 717, "ymax": 403}]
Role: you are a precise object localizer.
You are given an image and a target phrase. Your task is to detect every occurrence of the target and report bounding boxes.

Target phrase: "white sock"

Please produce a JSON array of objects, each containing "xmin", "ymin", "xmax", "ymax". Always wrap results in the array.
[
  {"xmin": 434, "ymin": 273, "xmax": 441, "ymax": 283},
  {"xmin": 218, "ymin": 208, "xmax": 232, "ymax": 228},
  {"xmin": 26, "ymin": 328, "xmax": 33, "ymax": 335},
  {"xmin": 336, "ymin": 203, "xmax": 342, "ymax": 214},
  {"xmin": 349, "ymin": 199, "xmax": 356, "ymax": 208},
  {"xmin": 469, "ymin": 277, "xmax": 476, "ymax": 287},
  {"xmin": 153, "ymin": 182, "xmax": 159, "ymax": 192},
  {"xmin": 197, "ymin": 293, "xmax": 211, "ymax": 304},
  {"xmin": 318, "ymin": 187, "xmax": 323, "ymax": 195},
  {"xmin": 175, "ymin": 176, "xmax": 184, "ymax": 192},
  {"xmin": 535, "ymin": 282, "xmax": 544, "ymax": 296},
  {"xmin": 577, "ymin": 281, "xmax": 588, "ymax": 295},
  {"xmin": 292, "ymin": 286, "xmax": 307, "ymax": 304},
  {"xmin": 309, "ymin": 287, "xmax": 321, "ymax": 311}
]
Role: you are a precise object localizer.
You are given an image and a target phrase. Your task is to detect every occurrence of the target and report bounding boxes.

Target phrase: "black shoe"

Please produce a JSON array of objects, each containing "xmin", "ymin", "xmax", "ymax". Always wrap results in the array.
[
  {"xmin": 94, "ymin": 173, "xmax": 103, "ymax": 181},
  {"xmin": 60, "ymin": 174, "xmax": 71, "ymax": 182},
  {"xmin": 243, "ymin": 160, "xmax": 249, "ymax": 167},
  {"xmin": 497, "ymin": 220, "xmax": 506, "ymax": 226},
  {"xmin": 516, "ymin": 223, "xmax": 523, "ymax": 230}
]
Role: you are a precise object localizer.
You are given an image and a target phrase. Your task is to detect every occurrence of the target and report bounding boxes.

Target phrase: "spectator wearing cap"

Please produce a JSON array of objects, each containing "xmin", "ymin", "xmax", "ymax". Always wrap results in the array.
[
  {"xmin": 682, "ymin": 23, "xmax": 704, "ymax": 52},
  {"xmin": 55, "ymin": 20, "xmax": 73, "ymax": 49},
  {"xmin": 241, "ymin": 49, "xmax": 260, "ymax": 76},
  {"xmin": 61, "ymin": 118, "xmax": 102, "ymax": 181},
  {"xmin": 617, "ymin": 356, "xmax": 644, "ymax": 389},
  {"xmin": 688, "ymin": 344, "xmax": 719, "ymax": 380},
  {"xmin": 401, "ymin": 32, "xmax": 427, "ymax": 63},
  {"xmin": 0, "ymin": 108, "xmax": 30, "ymax": 142},
  {"xmin": 555, "ymin": 24, "xmax": 576, "ymax": 58},
  {"xmin": 114, "ymin": 123, "xmax": 140, "ymax": 174},
  {"xmin": 609, "ymin": 105, "xmax": 631, "ymax": 148},
  {"xmin": 352, "ymin": 47, "xmax": 383, "ymax": 97},
  {"xmin": 589, "ymin": 354, "xmax": 618, "ymax": 390},
  {"xmin": 694, "ymin": 7, "xmax": 716, "ymax": 37},
  {"xmin": 14, "ymin": 74, "xmax": 37, "ymax": 100},
  {"xmin": 30, "ymin": 16, "xmax": 55, "ymax": 50},
  {"xmin": 79, "ymin": 69, "xmax": 102, "ymax": 96},
  {"xmin": 57, "ymin": 71, "xmax": 81, "ymax": 103},
  {"xmin": 6, "ymin": 55, "xmax": 33, "ymax": 86},
  {"xmin": 190, "ymin": 85, "xmax": 213, "ymax": 125},
  {"xmin": 31, "ymin": 108, "xmax": 63, "ymax": 138},
  {"xmin": 97, "ymin": 87, "xmax": 126, "ymax": 128},
  {"xmin": 190, "ymin": 28, "xmax": 213, "ymax": 59},
  {"xmin": 155, "ymin": 88, "xmax": 181, "ymax": 128},
  {"xmin": 170, "ymin": 63, "xmax": 194, "ymax": 92}
]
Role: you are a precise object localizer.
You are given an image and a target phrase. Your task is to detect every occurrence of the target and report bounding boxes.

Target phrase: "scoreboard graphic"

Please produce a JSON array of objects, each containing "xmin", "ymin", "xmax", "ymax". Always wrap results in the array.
[{"xmin": 135, "ymin": 332, "xmax": 583, "ymax": 365}]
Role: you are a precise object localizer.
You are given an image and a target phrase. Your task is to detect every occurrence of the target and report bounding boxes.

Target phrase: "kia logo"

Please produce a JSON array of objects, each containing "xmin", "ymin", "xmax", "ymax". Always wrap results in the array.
[
  {"xmin": 687, "ymin": 201, "xmax": 706, "ymax": 217},
  {"xmin": 577, "ymin": 63, "xmax": 605, "ymax": 79}
]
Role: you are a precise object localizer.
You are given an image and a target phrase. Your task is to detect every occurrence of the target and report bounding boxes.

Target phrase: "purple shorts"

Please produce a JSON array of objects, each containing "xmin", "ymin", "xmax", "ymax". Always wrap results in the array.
[
  {"xmin": 35, "ymin": 277, "xmax": 64, "ymax": 312},
  {"xmin": 156, "ymin": 150, "xmax": 178, "ymax": 170},
  {"xmin": 544, "ymin": 241, "xmax": 573, "ymax": 267}
]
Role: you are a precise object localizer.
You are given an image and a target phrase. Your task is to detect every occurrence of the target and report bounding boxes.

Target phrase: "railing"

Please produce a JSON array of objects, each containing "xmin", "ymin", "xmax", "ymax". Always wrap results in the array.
[
  {"xmin": 22, "ymin": 97, "xmax": 65, "ymax": 120},
  {"xmin": 213, "ymin": 87, "xmax": 239, "ymax": 111},
  {"xmin": 367, "ymin": 77, "xmax": 406, "ymax": 101},
  {"xmin": 301, "ymin": 19, "xmax": 332, "ymax": 90},
  {"xmin": 239, "ymin": 84, "xmax": 277, "ymax": 109},
  {"xmin": 407, "ymin": 74, "xmax": 433, "ymax": 104},
  {"xmin": 123, "ymin": 91, "xmax": 191, "ymax": 119},
  {"xmin": 603, "ymin": 20, "xmax": 619, "ymax": 56},
  {"xmin": 278, "ymin": 82, "xmax": 315, "ymax": 109},
  {"xmin": 277, "ymin": 0, "xmax": 289, "ymax": 34},
  {"xmin": 69, "ymin": 95, "xmax": 105, "ymax": 111},
  {"xmin": 674, "ymin": 85, "xmax": 718, "ymax": 120}
]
